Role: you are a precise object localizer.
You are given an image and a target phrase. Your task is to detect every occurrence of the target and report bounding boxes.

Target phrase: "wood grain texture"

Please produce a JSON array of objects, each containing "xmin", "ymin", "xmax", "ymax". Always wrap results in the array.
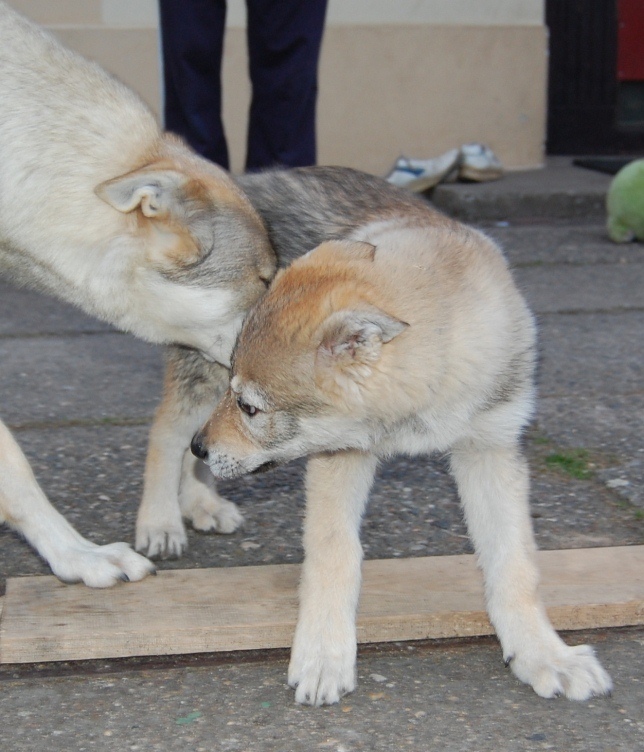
[{"xmin": 1, "ymin": 546, "xmax": 642, "ymax": 664}]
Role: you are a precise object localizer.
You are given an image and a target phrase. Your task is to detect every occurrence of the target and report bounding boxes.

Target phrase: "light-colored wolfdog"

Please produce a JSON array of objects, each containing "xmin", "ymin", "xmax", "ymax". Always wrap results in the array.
[
  {"xmin": 136, "ymin": 167, "xmax": 611, "ymax": 705},
  {"xmin": 0, "ymin": 2, "xmax": 275, "ymax": 587}
]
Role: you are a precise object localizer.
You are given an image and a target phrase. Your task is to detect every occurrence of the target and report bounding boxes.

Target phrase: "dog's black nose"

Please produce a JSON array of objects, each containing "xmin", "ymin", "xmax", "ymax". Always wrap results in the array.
[{"xmin": 191, "ymin": 432, "xmax": 209, "ymax": 460}]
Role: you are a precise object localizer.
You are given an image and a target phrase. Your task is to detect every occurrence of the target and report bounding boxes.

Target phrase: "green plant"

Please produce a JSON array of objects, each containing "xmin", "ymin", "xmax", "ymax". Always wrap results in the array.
[{"xmin": 544, "ymin": 449, "xmax": 593, "ymax": 480}]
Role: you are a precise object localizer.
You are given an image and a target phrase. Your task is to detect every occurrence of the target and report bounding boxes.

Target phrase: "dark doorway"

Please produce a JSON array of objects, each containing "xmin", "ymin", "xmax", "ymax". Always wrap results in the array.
[{"xmin": 546, "ymin": 0, "xmax": 644, "ymax": 155}]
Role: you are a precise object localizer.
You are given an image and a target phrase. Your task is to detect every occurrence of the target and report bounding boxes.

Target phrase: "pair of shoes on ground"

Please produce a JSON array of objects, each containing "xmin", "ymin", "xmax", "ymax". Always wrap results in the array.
[{"xmin": 386, "ymin": 143, "xmax": 503, "ymax": 192}]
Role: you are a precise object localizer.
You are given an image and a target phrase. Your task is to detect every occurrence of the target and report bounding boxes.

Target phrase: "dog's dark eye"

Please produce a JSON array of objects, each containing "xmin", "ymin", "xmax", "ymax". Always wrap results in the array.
[
  {"xmin": 237, "ymin": 396, "xmax": 259, "ymax": 416},
  {"xmin": 260, "ymin": 275, "xmax": 271, "ymax": 289}
]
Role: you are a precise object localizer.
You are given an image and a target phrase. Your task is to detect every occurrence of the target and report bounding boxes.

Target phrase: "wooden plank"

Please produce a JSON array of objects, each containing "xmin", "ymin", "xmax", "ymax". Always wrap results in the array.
[{"xmin": 0, "ymin": 546, "xmax": 642, "ymax": 664}]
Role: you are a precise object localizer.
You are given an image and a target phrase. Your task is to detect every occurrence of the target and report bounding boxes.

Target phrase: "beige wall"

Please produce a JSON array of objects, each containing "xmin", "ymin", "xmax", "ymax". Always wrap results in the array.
[
  {"xmin": 223, "ymin": 24, "xmax": 547, "ymax": 174},
  {"xmin": 8, "ymin": 0, "xmax": 547, "ymax": 173},
  {"xmin": 223, "ymin": 0, "xmax": 544, "ymax": 28}
]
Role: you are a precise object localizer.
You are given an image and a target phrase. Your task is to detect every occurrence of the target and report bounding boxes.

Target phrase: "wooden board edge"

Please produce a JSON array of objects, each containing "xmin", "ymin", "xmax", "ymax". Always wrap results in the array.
[{"xmin": 1, "ymin": 547, "xmax": 643, "ymax": 664}]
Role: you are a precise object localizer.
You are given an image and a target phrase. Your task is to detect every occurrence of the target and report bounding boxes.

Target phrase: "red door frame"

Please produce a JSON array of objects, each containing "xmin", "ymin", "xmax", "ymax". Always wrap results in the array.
[{"xmin": 617, "ymin": 0, "xmax": 644, "ymax": 81}]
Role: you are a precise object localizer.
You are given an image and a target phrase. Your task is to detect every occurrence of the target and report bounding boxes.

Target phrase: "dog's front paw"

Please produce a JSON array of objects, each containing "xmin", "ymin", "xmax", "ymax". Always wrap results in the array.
[
  {"xmin": 51, "ymin": 541, "xmax": 156, "ymax": 588},
  {"xmin": 135, "ymin": 518, "xmax": 188, "ymax": 559},
  {"xmin": 288, "ymin": 635, "xmax": 356, "ymax": 706},
  {"xmin": 509, "ymin": 642, "xmax": 612, "ymax": 700},
  {"xmin": 181, "ymin": 490, "xmax": 244, "ymax": 535}
]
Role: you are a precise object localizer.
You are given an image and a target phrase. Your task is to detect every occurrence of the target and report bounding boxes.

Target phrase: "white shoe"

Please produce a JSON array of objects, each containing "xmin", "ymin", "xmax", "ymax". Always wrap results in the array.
[
  {"xmin": 385, "ymin": 148, "xmax": 461, "ymax": 192},
  {"xmin": 458, "ymin": 143, "xmax": 503, "ymax": 182}
]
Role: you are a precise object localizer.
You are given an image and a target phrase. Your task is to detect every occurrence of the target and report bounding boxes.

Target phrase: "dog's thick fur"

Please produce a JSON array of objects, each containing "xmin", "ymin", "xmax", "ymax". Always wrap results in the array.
[
  {"xmin": 135, "ymin": 166, "xmax": 611, "ymax": 705},
  {"xmin": 0, "ymin": 2, "xmax": 275, "ymax": 586}
]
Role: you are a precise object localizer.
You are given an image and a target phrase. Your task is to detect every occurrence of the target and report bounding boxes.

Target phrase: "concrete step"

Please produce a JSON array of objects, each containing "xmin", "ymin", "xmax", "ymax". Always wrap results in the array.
[{"xmin": 431, "ymin": 160, "xmax": 613, "ymax": 222}]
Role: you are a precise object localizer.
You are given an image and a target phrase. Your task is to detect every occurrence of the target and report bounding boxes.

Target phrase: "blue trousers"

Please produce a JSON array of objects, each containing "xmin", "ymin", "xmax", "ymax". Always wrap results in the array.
[{"xmin": 159, "ymin": 0, "xmax": 328, "ymax": 170}]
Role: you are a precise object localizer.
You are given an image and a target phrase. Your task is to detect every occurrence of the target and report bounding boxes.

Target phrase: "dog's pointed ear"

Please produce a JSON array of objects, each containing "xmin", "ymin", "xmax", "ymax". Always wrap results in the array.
[
  {"xmin": 96, "ymin": 168, "xmax": 215, "ymax": 268},
  {"xmin": 316, "ymin": 307, "xmax": 408, "ymax": 380},
  {"xmin": 95, "ymin": 169, "xmax": 188, "ymax": 218}
]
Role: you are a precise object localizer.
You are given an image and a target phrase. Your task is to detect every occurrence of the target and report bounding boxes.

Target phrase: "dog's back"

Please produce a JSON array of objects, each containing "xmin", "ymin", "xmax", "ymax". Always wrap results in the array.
[
  {"xmin": 0, "ymin": 2, "xmax": 159, "ymax": 276},
  {"xmin": 238, "ymin": 166, "xmax": 454, "ymax": 264},
  {"xmin": 239, "ymin": 166, "xmax": 536, "ymax": 428},
  {"xmin": 0, "ymin": 2, "xmax": 156, "ymax": 170}
]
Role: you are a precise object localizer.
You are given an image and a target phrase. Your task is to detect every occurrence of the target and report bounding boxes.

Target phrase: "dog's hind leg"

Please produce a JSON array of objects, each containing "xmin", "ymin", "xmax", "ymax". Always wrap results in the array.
[
  {"xmin": 136, "ymin": 347, "xmax": 242, "ymax": 558},
  {"xmin": 0, "ymin": 420, "xmax": 155, "ymax": 587},
  {"xmin": 288, "ymin": 450, "xmax": 378, "ymax": 706},
  {"xmin": 450, "ymin": 436, "xmax": 612, "ymax": 701}
]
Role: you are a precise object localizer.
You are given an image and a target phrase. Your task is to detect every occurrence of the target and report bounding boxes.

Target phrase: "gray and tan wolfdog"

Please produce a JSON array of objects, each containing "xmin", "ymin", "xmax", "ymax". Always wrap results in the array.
[
  {"xmin": 136, "ymin": 167, "xmax": 612, "ymax": 705},
  {"xmin": 0, "ymin": 1, "xmax": 275, "ymax": 587}
]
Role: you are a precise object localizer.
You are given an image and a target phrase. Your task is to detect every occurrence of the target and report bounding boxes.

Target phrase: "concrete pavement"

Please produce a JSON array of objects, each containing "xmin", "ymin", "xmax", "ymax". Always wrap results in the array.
[{"xmin": 0, "ymin": 160, "xmax": 643, "ymax": 750}]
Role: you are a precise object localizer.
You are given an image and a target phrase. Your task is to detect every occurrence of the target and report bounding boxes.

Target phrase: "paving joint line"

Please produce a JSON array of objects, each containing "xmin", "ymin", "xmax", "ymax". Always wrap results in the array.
[
  {"xmin": 8, "ymin": 417, "xmax": 153, "ymax": 432},
  {"xmin": 0, "ymin": 329, "xmax": 121, "ymax": 341},
  {"xmin": 536, "ymin": 307, "xmax": 644, "ymax": 316}
]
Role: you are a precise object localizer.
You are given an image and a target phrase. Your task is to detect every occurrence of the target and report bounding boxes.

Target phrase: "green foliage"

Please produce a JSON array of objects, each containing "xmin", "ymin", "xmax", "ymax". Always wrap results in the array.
[{"xmin": 545, "ymin": 449, "xmax": 593, "ymax": 480}]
